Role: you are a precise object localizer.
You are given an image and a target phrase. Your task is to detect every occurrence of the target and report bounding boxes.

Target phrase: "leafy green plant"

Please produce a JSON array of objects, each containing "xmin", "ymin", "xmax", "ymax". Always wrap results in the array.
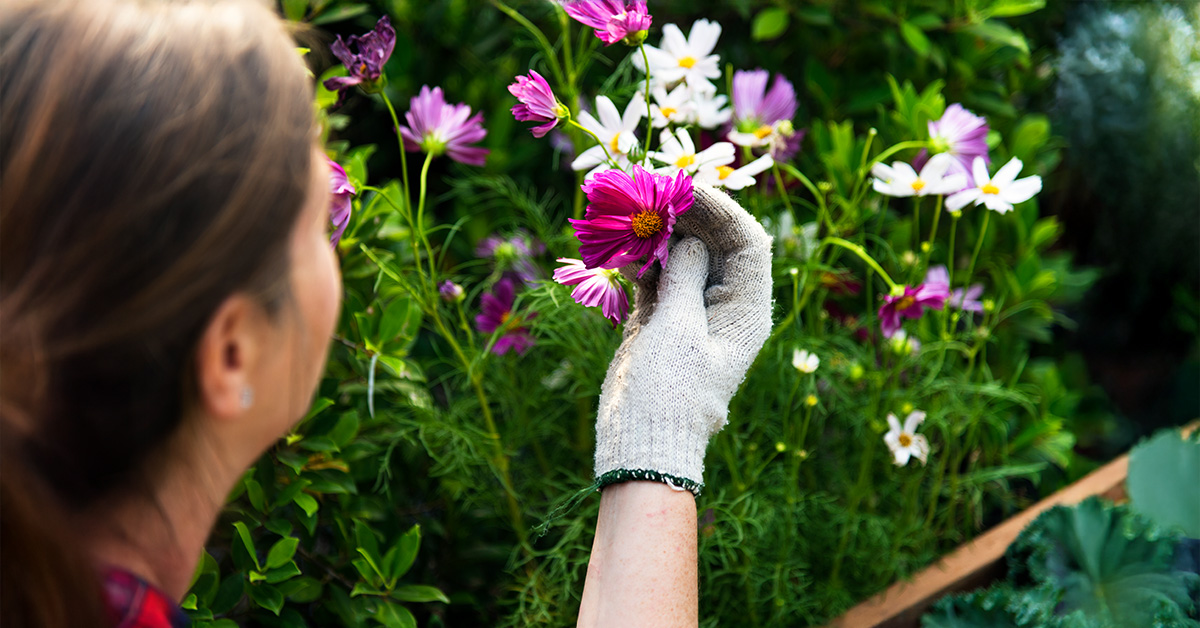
[{"xmin": 1128, "ymin": 429, "xmax": 1200, "ymax": 538}]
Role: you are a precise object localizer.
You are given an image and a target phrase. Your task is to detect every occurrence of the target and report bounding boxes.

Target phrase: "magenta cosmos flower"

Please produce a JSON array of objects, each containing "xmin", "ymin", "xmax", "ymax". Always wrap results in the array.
[
  {"xmin": 728, "ymin": 69, "xmax": 802, "ymax": 162},
  {"xmin": 563, "ymin": 0, "xmax": 652, "ymax": 46},
  {"xmin": 327, "ymin": 156, "xmax": 355, "ymax": 247},
  {"xmin": 398, "ymin": 86, "xmax": 489, "ymax": 166},
  {"xmin": 553, "ymin": 258, "xmax": 629, "ymax": 326},
  {"xmin": 476, "ymin": 230, "xmax": 545, "ymax": 287},
  {"xmin": 474, "ymin": 278, "xmax": 535, "ymax": 356},
  {"xmin": 915, "ymin": 104, "xmax": 990, "ymax": 181},
  {"xmin": 568, "ymin": 165, "xmax": 694, "ymax": 277},
  {"xmin": 925, "ymin": 265, "xmax": 983, "ymax": 314},
  {"xmin": 878, "ymin": 279, "xmax": 949, "ymax": 339},
  {"xmin": 509, "ymin": 70, "xmax": 567, "ymax": 138},
  {"xmin": 323, "ymin": 16, "xmax": 396, "ymax": 105}
]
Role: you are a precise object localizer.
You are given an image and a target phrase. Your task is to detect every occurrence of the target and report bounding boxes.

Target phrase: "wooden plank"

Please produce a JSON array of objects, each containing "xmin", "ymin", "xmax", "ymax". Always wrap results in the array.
[{"xmin": 827, "ymin": 453, "xmax": 1130, "ymax": 628}]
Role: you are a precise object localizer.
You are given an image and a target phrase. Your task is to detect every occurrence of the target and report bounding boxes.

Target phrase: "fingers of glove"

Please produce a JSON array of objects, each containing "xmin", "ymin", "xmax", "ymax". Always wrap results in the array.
[
  {"xmin": 654, "ymin": 237, "xmax": 710, "ymax": 329},
  {"xmin": 705, "ymin": 240, "xmax": 774, "ymax": 369},
  {"xmin": 676, "ymin": 185, "xmax": 773, "ymax": 267}
]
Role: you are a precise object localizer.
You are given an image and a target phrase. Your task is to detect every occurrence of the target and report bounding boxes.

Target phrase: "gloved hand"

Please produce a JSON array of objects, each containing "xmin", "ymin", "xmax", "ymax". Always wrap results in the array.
[{"xmin": 593, "ymin": 184, "xmax": 774, "ymax": 495}]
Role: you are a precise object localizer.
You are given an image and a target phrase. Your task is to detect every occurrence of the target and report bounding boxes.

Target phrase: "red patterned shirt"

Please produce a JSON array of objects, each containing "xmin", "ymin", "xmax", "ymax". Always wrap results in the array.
[{"xmin": 103, "ymin": 568, "xmax": 189, "ymax": 628}]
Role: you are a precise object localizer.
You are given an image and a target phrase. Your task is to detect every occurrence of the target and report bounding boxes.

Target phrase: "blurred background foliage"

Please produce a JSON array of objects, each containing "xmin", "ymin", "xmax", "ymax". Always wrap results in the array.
[{"xmin": 183, "ymin": 1, "xmax": 1199, "ymax": 626}]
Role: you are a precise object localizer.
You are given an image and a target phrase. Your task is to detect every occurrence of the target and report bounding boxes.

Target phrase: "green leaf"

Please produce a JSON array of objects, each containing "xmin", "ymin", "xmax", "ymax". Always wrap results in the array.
[
  {"xmin": 210, "ymin": 575, "xmax": 244, "ymax": 615},
  {"xmin": 293, "ymin": 492, "xmax": 319, "ymax": 518},
  {"xmin": 962, "ymin": 21, "xmax": 1029, "ymax": 55},
  {"xmin": 388, "ymin": 525, "xmax": 421, "ymax": 582},
  {"xmin": 327, "ymin": 412, "xmax": 360, "ymax": 449},
  {"xmin": 310, "ymin": 3, "xmax": 370, "ymax": 26},
  {"xmin": 751, "ymin": 8, "xmax": 790, "ymax": 41},
  {"xmin": 351, "ymin": 583, "xmax": 387, "ymax": 597},
  {"xmin": 391, "ymin": 584, "xmax": 449, "ymax": 604},
  {"xmin": 900, "ymin": 21, "xmax": 932, "ymax": 57},
  {"xmin": 1009, "ymin": 115, "xmax": 1050, "ymax": 166},
  {"xmin": 378, "ymin": 297, "xmax": 420, "ymax": 347},
  {"xmin": 265, "ymin": 562, "xmax": 303, "ymax": 584},
  {"xmin": 985, "ymin": 0, "xmax": 1045, "ymax": 18},
  {"xmin": 248, "ymin": 583, "xmax": 285, "ymax": 616},
  {"xmin": 794, "ymin": 6, "xmax": 832, "ymax": 26},
  {"xmin": 373, "ymin": 602, "xmax": 417, "ymax": 628},
  {"xmin": 272, "ymin": 478, "xmax": 312, "ymax": 510},
  {"xmin": 209, "ymin": 620, "xmax": 239, "ymax": 628},
  {"xmin": 285, "ymin": 576, "xmax": 323, "ymax": 604},
  {"xmin": 181, "ymin": 593, "xmax": 197, "ymax": 610},
  {"xmin": 355, "ymin": 519, "xmax": 382, "ymax": 564},
  {"xmin": 244, "ymin": 478, "xmax": 265, "ymax": 513},
  {"xmin": 232, "ymin": 521, "xmax": 260, "ymax": 571},
  {"xmin": 1128, "ymin": 429, "xmax": 1200, "ymax": 536},
  {"xmin": 266, "ymin": 537, "xmax": 300, "ymax": 570},
  {"xmin": 281, "ymin": 0, "xmax": 307, "ymax": 22}
]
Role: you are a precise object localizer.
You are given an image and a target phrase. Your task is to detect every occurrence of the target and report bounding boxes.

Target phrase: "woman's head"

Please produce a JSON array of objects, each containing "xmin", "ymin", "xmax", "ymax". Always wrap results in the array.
[{"xmin": 0, "ymin": 0, "xmax": 340, "ymax": 611}]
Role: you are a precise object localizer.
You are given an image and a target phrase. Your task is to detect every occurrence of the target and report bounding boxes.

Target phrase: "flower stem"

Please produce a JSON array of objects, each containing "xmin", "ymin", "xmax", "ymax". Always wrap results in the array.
[
  {"xmin": 416, "ymin": 151, "xmax": 438, "ymax": 282},
  {"xmin": 778, "ymin": 163, "xmax": 833, "ymax": 235},
  {"xmin": 490, "ymin": 0, "xmax": 565, "ymax": 87},
  {"xmin": 567, "ymin": 117, "xmax": 616, "ymax": 166},
  {"xmin": 639, "ymin": 44, "xmax": 653, "ymax": 164},
  {"xmin": 772, "ymin": 163, "xmax": 794, "ymax": 217},
  {"xmin": 821, "ymin": 237, "xmax": 899, "ymax": 293},
  {"xmin": 920, "ymin": 194, "xmax": 943, "ymax": 275},
  {"xmin": 963, "ymin": 210, "xmax": 991, "ymax": 287},
  {"xmin": 380, "ymin": 93, "xmax": 411, "ymax": 215}
]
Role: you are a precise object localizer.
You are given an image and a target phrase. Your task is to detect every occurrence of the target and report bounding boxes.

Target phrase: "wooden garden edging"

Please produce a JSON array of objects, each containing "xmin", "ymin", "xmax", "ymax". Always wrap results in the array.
[
  {"xmin": 828, "ymin": 420, "xmax": 1198, "ymax": 628},
  {"xmin": 826, "ymin": 453, "xmax": 1130, "ymax": 628}
]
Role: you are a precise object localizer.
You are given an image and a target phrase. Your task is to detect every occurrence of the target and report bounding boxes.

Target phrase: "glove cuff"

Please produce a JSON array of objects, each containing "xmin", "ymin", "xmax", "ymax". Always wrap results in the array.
[{"xmin": 595, "ymin": 468, "xmax": 703, "ymax": 496}]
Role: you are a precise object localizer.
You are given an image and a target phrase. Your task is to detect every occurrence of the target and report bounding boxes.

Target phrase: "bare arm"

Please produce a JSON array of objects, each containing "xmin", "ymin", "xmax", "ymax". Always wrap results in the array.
[{"xmin": 578, "ymin": 482, "xmax": 698, "ymax": 628}]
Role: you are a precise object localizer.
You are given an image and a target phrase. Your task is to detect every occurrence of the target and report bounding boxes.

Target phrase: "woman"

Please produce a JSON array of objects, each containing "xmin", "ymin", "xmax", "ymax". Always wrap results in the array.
[{"xmin": 0, "ymin": 1, "xmax": 772, "ymax": 627}]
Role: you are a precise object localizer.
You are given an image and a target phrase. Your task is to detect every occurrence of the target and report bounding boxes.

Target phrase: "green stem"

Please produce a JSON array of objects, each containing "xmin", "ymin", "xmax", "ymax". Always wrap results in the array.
[
  {"xmin": 920, "ymin": 195, "xmax": 944, "ymax": 275},
  {"xmin": 490, "ymin": 0, "xmax": 565, "ymax": 87},
  {"xmin": 963, "ymin": 210, "xmax": 991, "ymax": 288},
  {"xmin": 380, "ymin": 93, "xmax": 411, "ymax": 214},
  {"xmin": 567, "ymin": 118, "xmax": 617, "ymax": 168},
  {"xmin": 416, "ymin": 151, "xmax": 438, "ymax": 284},
  {"xmin": 772, "ymin": 163, "xmax": 795, "ymax": 217},
  {"xmin": 778, "ymin": 163, "xmax": 833, "ymax": 234},
  {"xmin": 639, "ymin": 44, "xmax": 653, "ymax": 163},
  {"xmin": 821, "ymin": 237, "xmax": 899, "ymax": 293},
  {"xmin": 362, "ymin": 184, "xmax": 427, "ymax": 294}
]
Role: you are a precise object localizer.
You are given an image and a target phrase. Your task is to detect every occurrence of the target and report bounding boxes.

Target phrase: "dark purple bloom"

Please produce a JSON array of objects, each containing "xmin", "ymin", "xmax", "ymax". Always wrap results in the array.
[
  {"xmin": 327, "ymin": 156, "xmax": 355, "ymax": 247},
  {"xmin": 398, "ymin": 86, "xmax": 489, "ymax": 166},
  {"xmin": 509, "ymin": 70, "xmax": 567, "ymax": 138},
  {"xmin": 878, "ymin": 281, "xmax": 949, "ymax": 339},
  {"xmin": 474, "ymin": 278, "xmax": 536, "ymax": 356},
  {"xmin": 553, "ymin": 258, "xmax": 629, "ymax": 326},
  {"xmin": 439, "ymin": 280, "xmax": 464, "ymax": 302},
  {"xmin": 323, "ymin": 16, "xmax": 396, "ymax": 105},
  {"xmin": 476, "ymin": 230, "xmax": 545, "ymax": 287},
  {"xmin": 915, "ymin": 104, "xmax": 990, "ymax": 181},
  {"xmin": 563, "ymin": 0, "xmax": 652, "ymax": 46},
  {"xmin": 568, "ymin": 165, "xmax": 694, "ymax": 277}
]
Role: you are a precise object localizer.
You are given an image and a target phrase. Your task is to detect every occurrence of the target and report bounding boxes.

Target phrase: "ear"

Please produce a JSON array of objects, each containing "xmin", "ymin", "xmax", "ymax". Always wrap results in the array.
[{"xmin": 195, "ymin": 295, "xmax": 264, "ymax": 421}]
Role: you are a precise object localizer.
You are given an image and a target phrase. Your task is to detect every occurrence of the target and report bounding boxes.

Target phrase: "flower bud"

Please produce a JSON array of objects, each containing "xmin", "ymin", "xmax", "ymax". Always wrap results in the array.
[
  {"xmin": 439, "ymin": 280, "xmax": 465, "ymax": 302},
  {"xmin": 805, "ymin": 394, "xmax": 818, "ymax": 407}
]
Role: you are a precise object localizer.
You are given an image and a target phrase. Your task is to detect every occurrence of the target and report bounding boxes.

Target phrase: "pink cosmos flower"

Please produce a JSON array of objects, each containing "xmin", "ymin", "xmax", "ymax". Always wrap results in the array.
[
  {"xmin": 509, "ymin": 70, "xmax": 567, "ymax": 138},
  {"xmin": 398, "ymin": 86, "xmax": 489, "ymax": 166},
  {"xmin": 926, "ymin": 265, "xmax": 984, "ymax": 314},
  {"xmin": 915, "ymin": 104, "xmax": 990, "ymax": 181},
  {"xmin": 563, "ymin": 0, "xmax": 652, "ymax": 46},
  {"xmin": 728, "ymin": 69, "xmax": 802, "ymax": 162},
  {"xmin": 327, "ymin": 156, "xmax": 355, "ymax": 247},
  {"xmin": 474, "ymin": 278, "xmax": 535, "ymax": 356},
  {"xmin": 553, "ymin": 258, "xmax": 629, "ymax": 326},
  {"xmin": 323, "ymin": 16, "xmax": 396, "ymax": 105},
  {"xmin": 476, "ymin": 230, "xmax": 545, "ymax": 287},
  {"xmin": 568, "ymin": 165, "xmax": 694, "ymax": 277},
  {"xmin": 878, "ymin": 278, "xmax": 949, "ymax": 339}
]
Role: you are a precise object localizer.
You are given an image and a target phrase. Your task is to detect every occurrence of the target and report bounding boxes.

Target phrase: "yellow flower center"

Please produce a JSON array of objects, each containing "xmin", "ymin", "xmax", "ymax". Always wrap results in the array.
[
  {"xmin": 674, "ymin": 154, "xmax": 695, "ymax": 168},
  {"xmin": 898, "ymin": 433, "xmax": 912, "ymax": 447},
  {"xmin": 678, "ymin": 56, "xmax": 696, "ymax": 68},
  {"xmin": 894, "ymin": 295, "xmax": 916, "ymax": 310},
  {"xmin": 659, "ymin": 106, "xmax": 677, "ymax": 118},
  {"xmin": 910, "ymin": 179, "xmax": 926, "ymax": 192},
  {"xmin": 981, "ymin": 182, "xmax": 1000, "ymax": 195},
  {"xmin": 610, "ymin": 133, "xmax": 622, "ymax": 154},
  {"xmin": 630, "ymin": 210, "xmax": 664, "ymax": 239},
  {"xmin": 753, "ymin": 124, "xmax": 774, "ymax": 139},
  {"xmin": 716, "ymin": 165, "xmax": 735, "ymax": 180}
]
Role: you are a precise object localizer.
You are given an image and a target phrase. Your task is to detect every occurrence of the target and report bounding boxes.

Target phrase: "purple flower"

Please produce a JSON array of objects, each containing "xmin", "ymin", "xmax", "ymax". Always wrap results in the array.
[
  {"xmin": 915, "ymin": 104, "xmax": 990, "ymax": 181},
  {"xmin": 439, "ymin": 280, "xmax": 464, "ymax": 302},
  {"xmin": 568, "ymin": 165, "xmax": 694, "ymax": 277},
  {"xmin": 509, "ymin": 70, "xmax": 567, "ymax": 138},
  {"xmin": 476, "ymin": 230, "xmax": 545, "ymax": 287},
  {"xmin": 474, "ymin": 278, "xmax": 536, "ymax": 356},
  {"xmin": 553, "ymin": 258, "xmax": 629, "ymax": 326},
  {"xmin": 563, "ymin": 0, "xmax": 652, "ymax": 46},
  {"xmin": 323, "ymin": 16, "xmax": 396, "ymax": 105},
  {"xmin": 327, "ymin": 156, "xmax": 355, "ymax": 247},
  {"xmin": 398, "ymin": 86, "xmax": 489, "ymax": 166},
  {"xmin": 728, "ymin": 69, "xmax": 801, "ymax": 161},
  {"xmin": 924, "ymin": 265, "xmax": 984, "ymax": 314},
  {"xmin": 878, "ymin": 281, "xmax": 949, "ymax": 339}
]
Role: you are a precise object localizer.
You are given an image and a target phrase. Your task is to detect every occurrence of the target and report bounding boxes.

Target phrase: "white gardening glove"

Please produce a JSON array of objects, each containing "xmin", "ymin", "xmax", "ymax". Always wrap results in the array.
[{"xmin": 593, "ymin": 184, "xmax": 774, "ymax": 495}]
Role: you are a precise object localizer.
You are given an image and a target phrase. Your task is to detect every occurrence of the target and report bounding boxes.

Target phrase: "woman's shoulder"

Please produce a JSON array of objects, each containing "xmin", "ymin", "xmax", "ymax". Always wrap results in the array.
[{"xmin": 103, "ymin": 568, "xmax": 189, "ymax": 628}]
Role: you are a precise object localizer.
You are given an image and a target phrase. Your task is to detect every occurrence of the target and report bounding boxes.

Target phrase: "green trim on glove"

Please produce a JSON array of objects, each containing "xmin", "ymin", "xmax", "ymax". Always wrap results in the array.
[{"xmin": 596, "ymin": 468, "xmax": 703, "ymax": 496}]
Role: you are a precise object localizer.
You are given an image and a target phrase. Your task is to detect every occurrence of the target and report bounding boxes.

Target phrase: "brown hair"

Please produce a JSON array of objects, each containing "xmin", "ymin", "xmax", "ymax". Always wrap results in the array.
[{"xmin": 0, "ymin": 0, "xmax": 316, "ymax": 624}]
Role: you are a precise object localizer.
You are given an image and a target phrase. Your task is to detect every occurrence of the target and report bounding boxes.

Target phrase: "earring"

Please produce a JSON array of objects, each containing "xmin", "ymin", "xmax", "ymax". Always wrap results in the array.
[{"xmin": 240, "ymin": 386, "xmax": 255, "ymax": 409}]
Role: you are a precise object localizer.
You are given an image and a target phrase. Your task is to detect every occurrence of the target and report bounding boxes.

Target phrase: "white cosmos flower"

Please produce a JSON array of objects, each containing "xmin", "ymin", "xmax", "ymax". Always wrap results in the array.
[
  {"xmin": 792, "ymin": 349, "xmax": 820, "ymax": 374},
  {"xmin": 871, "ymin": 153, "xmax": 968, "ymax": 197},
  {"xmin": 884, "ymin": 411, "xmax": 930, "ymax": 466},
  {"xmin": 649, "ymin": 128, "xmax": 735, "ymax": 176},
  {"xmin": 645, "ymin": 84, "xmax": 697, "ymax": 128},
  {"xmin": 634, "ymin": 19, "xmax": 722, "ymax": 94},
  {"xmin": 696, "ymin": 154, "xmax": 774, "ymax": 190},
  {"xmin": 946, "ymin": 156, "xmax": 1043, "ymax": 214},
  {"xmin": 693, "ymin": 89, "xmax": 732, "ymax": 129},
  {"xmin": 571, "ymin": 95, "xmax": 644, "ymax": 176}
]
